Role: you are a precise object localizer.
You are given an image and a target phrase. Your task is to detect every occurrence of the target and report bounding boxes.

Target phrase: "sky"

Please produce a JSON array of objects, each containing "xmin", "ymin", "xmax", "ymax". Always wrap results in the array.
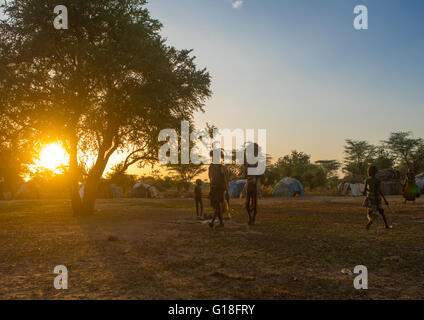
[
  {"xmin": 145, "ymin": 0, "xmax": 424, "ymax": 163},
  {"xmin": 1, "ymin": 1, "xmax": 423, "ymax": 176}
]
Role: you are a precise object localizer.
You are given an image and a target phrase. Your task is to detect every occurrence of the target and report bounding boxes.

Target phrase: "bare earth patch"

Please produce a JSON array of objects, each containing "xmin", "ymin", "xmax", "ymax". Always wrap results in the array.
[{"xmin": 0, "ymin": 196, "xmax": 423, "ymax": 299}]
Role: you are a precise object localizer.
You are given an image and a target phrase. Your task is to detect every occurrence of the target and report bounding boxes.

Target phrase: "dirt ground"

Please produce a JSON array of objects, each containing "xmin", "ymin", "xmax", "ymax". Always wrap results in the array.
[{"xmin": 0, "ymin": 196, "xmax": 423, "ymax": 300}]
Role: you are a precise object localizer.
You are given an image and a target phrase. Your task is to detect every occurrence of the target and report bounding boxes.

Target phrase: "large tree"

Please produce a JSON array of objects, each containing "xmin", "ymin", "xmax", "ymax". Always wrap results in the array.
[
  {"xmin": 0, "ymin": 0, "xmax": 211, "ymax": 214},
  {"xmin": 343, "ymin": 139, "xmax": 375, "ymax": 180},
  {"xmin": 272, "ymin": 151, "xmax": 326, "ymax": 189},
  {"xmin": 383, "ymin": 132, "xmax": 424, "ymax": 173}
]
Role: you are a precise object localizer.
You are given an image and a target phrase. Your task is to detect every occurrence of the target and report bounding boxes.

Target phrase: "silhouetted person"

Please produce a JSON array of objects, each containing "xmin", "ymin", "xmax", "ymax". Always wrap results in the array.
[
  {"xmin": 221, "ymin": 164, "xmax": 231, "ymax": 220},
  {"xmin": 403, "ymin": 169, "xmax": 417, "ymax": 204},
  {"xmin": 223, "ymin": 189, "xmax": 231, "ymax": 219},
  {"xmin": 244, "ymin": 143, "xmax": 261, "ymax": 225},
  {"xmin": 208, "ymin": 150, "xmax": 227, "ymax": 228},
  {"xmin": 363, "ymin": 165, "xmax": 392, "ymax": 230},
  {"xmin": 194, "ymin": 179, "xmax": 203, "ymax": 219}
]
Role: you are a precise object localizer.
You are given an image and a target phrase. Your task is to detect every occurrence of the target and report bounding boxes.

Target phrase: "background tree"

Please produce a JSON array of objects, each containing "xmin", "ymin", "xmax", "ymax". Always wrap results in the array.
[
  {"xmin": 276, "ymin": 151, "xmax": 311, "ymax": 180},
  {"xmin": 315, "ymin": 160, "xmax": 341, "ymax": 188},
  {"xmin": 343, "ymin": 139, "xmax": 375, "ymax": 181},
  {"xmin": 165, "ymin": 122, "xmax": 209, "ymax": 190},
  {"xmin": 271, "ymin": 151, "xmax": 326, "ymax": 190},
  {"xmin": 383, "ymin": 132, "xmax": 424, "ymax": 173},
  {"xmin": 372, "ymin": 146, "xmax": 395, "ymax": 171},
  {"xmin": 167, "ymin": 163, "xmax": 207, "ymax": 191},
  {"xmin": 105, "ymin": 165, "xmax": 138, "ymax": 196},
  {"xmin": 0, "ymin": 0, "xmax": 211, "ymax": 214},
  {"xmin": 0, "ymin": 116, "xmax": 35, "ymax": 195}
]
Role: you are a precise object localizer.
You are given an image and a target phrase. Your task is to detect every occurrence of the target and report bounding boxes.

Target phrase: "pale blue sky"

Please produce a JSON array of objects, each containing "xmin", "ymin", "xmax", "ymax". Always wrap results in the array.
[
  {"xmin": 1, "ymin": 1, "xmax": 423, "ymax": 167},
  {"xmin": 146, "ymin": 0, "xmax": 424, "ymax": 162}
]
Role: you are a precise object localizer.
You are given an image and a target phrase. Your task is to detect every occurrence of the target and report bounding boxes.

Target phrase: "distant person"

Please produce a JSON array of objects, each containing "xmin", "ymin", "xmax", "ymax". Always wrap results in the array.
[
  {"xmin": 244, "ymin": 143, "xmax": 262, "ymax": 225},
  {"xmin": 222, "ymin": 165, "xmax": 232, "ymax": 220},
  {"xmin": 208, "ymin": 150, "xmax": 227, "ymax": 228},
  {"xmin": 223, "ymin": 189, "xmax": 231, "ymax": 219},
  {"xmin": 403, "ymin": 169, "xmax": 418, "ymax": 204},
  {"xmin": 362, "ymin": 165, "xmax": 392, "ymax": 230},
  {"xmin": 194, "ymin": 179, "xmax": 203, "ymax": 219}
]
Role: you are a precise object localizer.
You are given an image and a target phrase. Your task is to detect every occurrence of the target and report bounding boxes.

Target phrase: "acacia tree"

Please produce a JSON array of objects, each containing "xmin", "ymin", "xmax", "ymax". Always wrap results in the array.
[
  {"xmin": 315, "ymin": 160, "xmax": 341, "ymax": 180},
  {"xmin": 166, "ymin": 123, "xmax": 207, "ymax": 190},
  {"xmin": 383, "ymin": 132, "xmax": 424, "ymax": 173},
  {"xmin": 315, "ymin": 160, "xmax": 341, "ymax": 187},
  {"xmin": 0, "ymin": 0, "xmax": 211, "ymax": 214},
  {"xmin": 343, "ymin": 139, "xmax": 375, "ymax": 180},
  {"xmin": 167, "ymin": 163, "xmax": 207, "ymax": 190}
]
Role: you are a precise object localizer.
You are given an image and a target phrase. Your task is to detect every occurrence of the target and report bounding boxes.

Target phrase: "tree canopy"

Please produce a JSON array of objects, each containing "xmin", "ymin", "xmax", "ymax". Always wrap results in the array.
[{"xmin": 0, "ymin": 0, "xmax": 211, "ymax": 214}]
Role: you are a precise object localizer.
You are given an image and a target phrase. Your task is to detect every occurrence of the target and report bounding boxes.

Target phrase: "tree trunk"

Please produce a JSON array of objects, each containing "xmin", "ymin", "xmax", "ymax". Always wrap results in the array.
[{"xmin": 81, "ymin": 161, "xmax": 107, "ymax": 215}]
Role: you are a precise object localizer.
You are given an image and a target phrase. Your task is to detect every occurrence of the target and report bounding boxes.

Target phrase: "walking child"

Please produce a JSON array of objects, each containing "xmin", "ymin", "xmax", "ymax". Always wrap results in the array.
[
  {"xmin": 208, "ymin": 150, "xmax": 227, "ymax": 228},
  {"xmin": 244, "ymin": 143, "xmax": 262, "ymax": 225},
  {"xmin": 363, "ymin": 165, "xmax": 392, "ymax": 230},
  {"xmin": 403, "ymin": 169, "xmax": 418, "ymax": 204}
]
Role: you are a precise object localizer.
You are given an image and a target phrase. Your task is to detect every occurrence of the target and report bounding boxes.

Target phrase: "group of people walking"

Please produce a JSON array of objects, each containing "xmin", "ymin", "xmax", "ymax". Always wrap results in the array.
[
  {"xmin": 194, "ymin": 145, "xmax": 261, "ymax": 229},
  {"xmin": 362, "ymin": 166, "xmax": 420, "ymax": 230},
  {"xmin": 194, "ymin": 150, "xmax": 420, "ymax": 230}
]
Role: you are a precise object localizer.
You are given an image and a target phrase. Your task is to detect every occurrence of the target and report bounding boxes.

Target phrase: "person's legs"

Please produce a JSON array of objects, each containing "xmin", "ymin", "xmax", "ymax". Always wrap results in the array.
[
  {"xmin": 366, "ymin": 209, "xmax": 374, "ymax": 230},
  {"xmin": 210, "ymin": 206, "xmax": 216, "ymax": 227},
  {"xmin": 195, "ymin": 197, "xmax": 200, "ymax": 217},
  {"xmin": 378, "ymin": 208, "xmax": 391, "ymax": 229},
  {"xmin": 210, "ymin": 189, "xmax": 224, "ymax": 228},
  {"xmin": 246, "ymin": 190, "xmax": 252, "ymax": 224},
  {"xmin": 217, "ymin": 205, "xmax": 223, "ymax": 226},
  {"xmin": 225, "ymin": 191, "xmax": 231, "ymax": 219},
  {"xmin": 215, "ymin": 190, "xmax": 224, "ymax": 227},
  {"xmin": 200, "ymin": 197, "xmax": 203, "ymax": 216},
  {"xmin": 251, "ymin": 190, "xmax": 258, "ymax": 224},
  {"xmin": 209, "ymin": 190, "xmax": 217, "ymax": 227}
]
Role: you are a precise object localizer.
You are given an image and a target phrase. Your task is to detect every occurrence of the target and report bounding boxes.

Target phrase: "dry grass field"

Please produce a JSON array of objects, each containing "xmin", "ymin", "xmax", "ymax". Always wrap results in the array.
[{"xmin": 0, "ymin": 196, "xmax": 423, "ymax": 300}]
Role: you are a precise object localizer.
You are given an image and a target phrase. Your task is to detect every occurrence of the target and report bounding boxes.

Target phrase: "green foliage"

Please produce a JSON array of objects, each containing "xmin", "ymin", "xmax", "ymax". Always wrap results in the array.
[
  {"xmin": 0, "ymin": 0, "xmax": 211, "ymax": 212},
  {"xmin": 342, "ymin": 132, "xmax": 424, "ymax": 181},
  {"xmin": 167, "ymin": 164, "xmax": 207, "ymax": 189},
  {"xmin": 266, "ymin": 151, "xmax": 328, "ymax": 190},
  {"xmin": 315, "ymin": 160, "xmax": 341, "ymax": 179},
  {"xmin": 105, "ymin": 166, "xmax": 137, "ymax": 196},
  {"xmin": 383, "ymin": 132, "xmax": 424, "ymax": 173},
  {"xmin": 343, "ymin": 139, "xmax": 375, "ymax": 181},
  {"xmin": 372, "ymin": 146, "xmax": 395, "ymax": 171}
]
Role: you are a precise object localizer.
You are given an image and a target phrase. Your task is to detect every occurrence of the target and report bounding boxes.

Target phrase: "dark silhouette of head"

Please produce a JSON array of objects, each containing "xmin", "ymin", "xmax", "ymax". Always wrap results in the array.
[
  {"xmin": 209, "ymin": 149, "xmax": 224, "ymax": 163},
  {"xmin": 368, "ymin": 165, "xmax": 378, "ymax": 177},
  {"xmin": 246, "ymin": 142, "xmax": 260, "ymax": 156}
]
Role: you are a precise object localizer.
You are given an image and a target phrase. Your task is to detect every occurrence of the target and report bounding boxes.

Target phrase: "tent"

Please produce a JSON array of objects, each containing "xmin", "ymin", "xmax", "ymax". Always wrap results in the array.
[
  {"xmin": 273, "ymin": 177, "xmax": 305, "ymax": 197},
  {"xmin": 338, "ymin": 182, "xmax": 364, "ymax": 196},
  {"xmin": 15, "ymin": 182, "xmax": 41, "ymax": 200},
  {"xmin": 228, "ymin": 180, "xmax": 247, "ymax": 198},
  {"xmin": 376, "ymin": 168, "xmax": 402, "ymax": 195},
  {"xmin": 79, "ymin": 182, "xmax": 122, "ymax": 199},
  {"xmin": 130, "ymin": 183, "xmax": 157, "ymax": 199},
  {"xmin": 380, "ymin": 181, "xmax": 402, "ymax": 195},
  {"xmin": 416, "ymin": 173, "xmax": 424, "ymax": 194}
]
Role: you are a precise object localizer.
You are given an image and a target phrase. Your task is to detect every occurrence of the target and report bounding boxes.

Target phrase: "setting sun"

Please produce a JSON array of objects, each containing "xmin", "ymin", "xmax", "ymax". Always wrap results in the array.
[{"xmin": 38, "ymin": 143, "xmax": 69, "ymax": 172}]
